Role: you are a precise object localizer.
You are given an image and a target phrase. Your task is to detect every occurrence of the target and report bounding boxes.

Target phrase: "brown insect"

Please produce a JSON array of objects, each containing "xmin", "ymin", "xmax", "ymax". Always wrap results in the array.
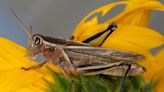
[{"xmin": 11, "ymin": 9, "xmax": 145, "ymax": 80}]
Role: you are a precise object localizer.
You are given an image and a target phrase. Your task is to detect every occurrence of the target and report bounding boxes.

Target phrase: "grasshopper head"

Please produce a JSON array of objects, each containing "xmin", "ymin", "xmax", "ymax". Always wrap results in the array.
[
  {"xmin": 27, "ymin": 34, "xmax": 44, "ymax": 60},
  {"xmin": 11, "ymin": 9, "xmax": 45, "ymax": 60}
]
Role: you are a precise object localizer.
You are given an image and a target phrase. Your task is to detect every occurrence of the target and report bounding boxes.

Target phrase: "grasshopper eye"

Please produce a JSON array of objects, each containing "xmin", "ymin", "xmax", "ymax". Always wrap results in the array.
[{"xmin": 34, "ymin": 36, "xmax": 42, "ymax": 45}]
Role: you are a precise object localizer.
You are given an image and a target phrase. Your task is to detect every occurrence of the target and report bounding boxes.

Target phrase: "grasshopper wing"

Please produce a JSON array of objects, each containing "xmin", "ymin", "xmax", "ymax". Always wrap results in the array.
[{"xmin": 64, "ymin": 46, "xmax": 144, "ymax": 61}]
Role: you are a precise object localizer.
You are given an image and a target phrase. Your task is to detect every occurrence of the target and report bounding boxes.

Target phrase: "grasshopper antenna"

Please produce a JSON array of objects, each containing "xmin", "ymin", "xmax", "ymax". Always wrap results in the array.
[{"xmin": 10, "ymin": 8, "xmax": 32, "ymax": 38}]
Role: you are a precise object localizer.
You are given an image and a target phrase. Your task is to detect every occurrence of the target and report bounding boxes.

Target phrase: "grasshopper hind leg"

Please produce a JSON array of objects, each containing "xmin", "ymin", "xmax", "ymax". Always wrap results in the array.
[
  {"xmin": 118, "ymin": 62, "xmax": 132, "ymax": 92},
  {"xmin": 77, "ymin": 61, "xmax": 132, "ymax": 77},
  {"xmin": 118, "ymin": 62, "xmax": 132, "ymax": 78}
]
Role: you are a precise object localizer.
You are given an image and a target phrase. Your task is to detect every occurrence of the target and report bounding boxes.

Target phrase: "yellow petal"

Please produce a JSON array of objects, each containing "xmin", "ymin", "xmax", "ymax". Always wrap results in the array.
[
  {"xmin": 0, "ymin": 69, "xmax": 45, "ymax": 92},
  {"xmin": 73, "ymin": 16, "xmax": 99, "ymax": 41},
  {"xmin": 154, "ymin": 68, "xmax": 164, "ymax": 92},
  {"xmin": 111, "ymin": 24, "xmax": 164, "ymax": 49},
  {"xmin": 141, "ymin": 48, "xmax": 164, "ymax": 82},
  {"xmin": 0, "ymin": 38, "xmax": 39, "ymax": 72},
  {"xmin": 74, "ymin": 0, "xmax": 164, "ymax": 35},
  {"xmin": 155, "ymin": 48, "xmax": 164, "ymax": 62},
  {"xmin": 106, "ymin": 0, "xmax": 164, "ymax": 26},
  {"xmin": 101, "ymin": 38, "xmax": 156, "ymax": 61},
  {"xmin": 73, "ymin": 23, "xmax": 108, "ymax": 43},
  {"xmin": 124, "ymin": 0, "xmax": 164, "ymax": 11},
  {"xmin": 0, "ymin": 38, "xmax": 59, "ymax": 92},
  {"xmin": 153, "ymin": 48, "xmax": 164, "ymax": 78},
  {"xmin": 154, "ymin": 48, "xmax": 164, "ymax": 92},
  {"xmin": 73, "ymin": 1, "xmax": 128, "ymax": 39},
  {"xmin": 15, "ymin": 86, "xmax": 44, "ymax": 92},
  {"xmin": 15, "ymin": 69, "xmax": 55, "ymax": 92},
  {"xmin": 73, "ymin": 0, "xmax": 164, "ymax": 46}
]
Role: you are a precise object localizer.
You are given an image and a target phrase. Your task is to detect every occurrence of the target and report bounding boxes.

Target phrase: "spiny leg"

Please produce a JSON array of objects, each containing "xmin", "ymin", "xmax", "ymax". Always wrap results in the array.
[
  {"xmin": 118, "ymin": 62, "xmax": 131, "ymax": 92},
  {"xmin": 21, "ymin": 60, "xmax": 47, "ymax": 70},
  {"xmin": 82, "ymin": 22, "xmax": 117, "ymax": 45},
  {"xmin": 61, "ymin": 50, "xmax": 76, "ymax": 72},
  {"xmin": 98, "ymin": 22, "xmax": 117, "ymax": 46},
  {"xmin": 118, "ymin": 62, "xmax": 131, "ymax": 79},
  {"xmin": 77, "ymin": 62, "xmax": 121, "ymax": 71},
  {"xmin": 77, "ymin": 62, "xmax": 122, "ymax": 75}
]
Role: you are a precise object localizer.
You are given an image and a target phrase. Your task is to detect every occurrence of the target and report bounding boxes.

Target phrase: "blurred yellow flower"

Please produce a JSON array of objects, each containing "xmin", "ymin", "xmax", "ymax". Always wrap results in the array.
[
  {"xmin": 72, "ymin": 0, "xmax": 164, "ymax": 82},
  {"xmin": 0, "ymin": 38, "xmax": 60, "ymax": 92},
  {"xmin": 154, "ymin": 49, "xmax": 164, "ymax": 92}
]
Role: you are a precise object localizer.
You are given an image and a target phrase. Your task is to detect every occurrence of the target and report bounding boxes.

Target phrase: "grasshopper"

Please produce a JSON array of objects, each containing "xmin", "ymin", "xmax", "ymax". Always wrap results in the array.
[{"xmin": 11, "ymin": 9, "xmax": 145, "ymax": 79}]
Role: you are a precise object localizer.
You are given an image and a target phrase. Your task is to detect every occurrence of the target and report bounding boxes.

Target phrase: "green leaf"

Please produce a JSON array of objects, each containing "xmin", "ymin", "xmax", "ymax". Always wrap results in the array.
[{"xmin": 44, "ymin": 67, "xmax": 71, "ymax": 92}]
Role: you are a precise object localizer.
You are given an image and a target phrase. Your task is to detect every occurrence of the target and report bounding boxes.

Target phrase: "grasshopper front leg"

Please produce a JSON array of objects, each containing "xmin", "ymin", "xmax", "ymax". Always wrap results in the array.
[
  {"xmin": 22, "ymin": 46, "xmax": 62, "ymax": 70},
  {"xmin": 21, "ymin": 60, "xmax": 47, "ymax": 70}
]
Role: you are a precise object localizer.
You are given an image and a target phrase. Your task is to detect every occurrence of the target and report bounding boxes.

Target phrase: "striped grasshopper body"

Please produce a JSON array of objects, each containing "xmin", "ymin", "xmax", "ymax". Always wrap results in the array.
[
  {"xmin": 63, "ymin": 46, "xmax": 145, "ymax": 76},
  {"xmin": 11, "ymin": 9, "xmax": 145, "ymax": 79}
]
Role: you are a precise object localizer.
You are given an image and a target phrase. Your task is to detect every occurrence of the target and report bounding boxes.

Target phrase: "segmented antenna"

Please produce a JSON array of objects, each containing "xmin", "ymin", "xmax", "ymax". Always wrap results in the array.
[{"xmin": 10, "ymin": 8, "xmax": 32, "ymax": 38}]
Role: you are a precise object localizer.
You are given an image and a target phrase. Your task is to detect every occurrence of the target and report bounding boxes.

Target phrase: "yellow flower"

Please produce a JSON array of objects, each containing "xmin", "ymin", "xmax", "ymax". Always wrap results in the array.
[
  {"xmin": 0, "ymin": 0, "xmax": 163, "ymax": 91},
  {"xmin": 0, "ymin": 38, "xmax": 60, "ymax": 92},
  {"xmin": 72, "ymin": 0, "xmax": 164, "ymax": 81},
  {"xmin": 154, "ymin": 48, "xmax": 164, "ymax": 92}
]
